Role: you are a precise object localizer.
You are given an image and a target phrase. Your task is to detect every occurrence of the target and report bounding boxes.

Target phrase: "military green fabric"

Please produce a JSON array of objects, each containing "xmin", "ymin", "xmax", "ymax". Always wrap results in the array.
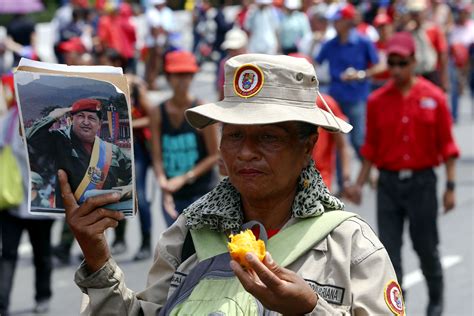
[
  {"xmin": 165, "ymin": 211, "xmax": 357, "ymax": 315},
  {"xmin": 190, "ymin": 210, "xmax": 357, "ymax": 264},
  {"xmin": 170, "ymin": 278, "xmax": 259, "ymax": 316}
]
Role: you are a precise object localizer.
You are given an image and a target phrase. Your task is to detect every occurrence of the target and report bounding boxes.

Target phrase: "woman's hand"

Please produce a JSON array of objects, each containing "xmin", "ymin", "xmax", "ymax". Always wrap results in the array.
[
  {"xmin": 58, "ymin": 170, "xmax": 124, "ymax": 272},
  {"xmin": 231, "ymin": 252, "xmax": 318, "ymax": 315},
  {"xmin": 162, "ymin": 191, "xmax": 179, "ymax": 220},
  {"xmin": 165, "ymin": 175, "xmax": 187, "ymax": 193}
]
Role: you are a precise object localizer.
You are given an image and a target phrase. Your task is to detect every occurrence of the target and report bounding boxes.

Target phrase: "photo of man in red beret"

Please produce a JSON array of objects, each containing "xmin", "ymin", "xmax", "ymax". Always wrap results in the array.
[{"xmin": 26, "ymin": 97, "xmax": 132, "ymax": 209}]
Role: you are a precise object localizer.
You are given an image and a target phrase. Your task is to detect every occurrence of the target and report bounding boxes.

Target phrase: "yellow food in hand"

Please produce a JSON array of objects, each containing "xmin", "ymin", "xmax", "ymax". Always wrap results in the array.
[{"xmin": 227, "ymin": 229, "xmax": 266, "ymax": 268}]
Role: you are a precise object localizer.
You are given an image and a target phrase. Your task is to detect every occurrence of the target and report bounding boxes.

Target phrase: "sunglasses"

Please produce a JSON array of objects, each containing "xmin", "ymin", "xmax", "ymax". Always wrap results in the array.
[{"xmin": 387, "ymin": 59, "xmax": 410, "ymax": 68}]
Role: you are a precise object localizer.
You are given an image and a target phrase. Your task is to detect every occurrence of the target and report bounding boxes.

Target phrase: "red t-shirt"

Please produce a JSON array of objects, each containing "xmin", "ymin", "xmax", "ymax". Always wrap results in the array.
[
  {"xmin": 98, "ymin": 12, "xmax": 136, "ymax": 59},
  {"xmin": 361, "ymin": 77, "xmax": 459, "ymax": 170},
  {"xmin": 425, "ymin": 24, "xmax": 448, "ymax": 69},
  {"xmin": 312, "ymin": 95, "xmax": 347, "ymax": 189}
]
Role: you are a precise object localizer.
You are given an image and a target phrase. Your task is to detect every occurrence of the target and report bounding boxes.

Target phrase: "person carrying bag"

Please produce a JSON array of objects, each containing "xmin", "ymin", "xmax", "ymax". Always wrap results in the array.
[{"xmin": 0, "ymin": 107, "xmax": 23, "ymax": 210}]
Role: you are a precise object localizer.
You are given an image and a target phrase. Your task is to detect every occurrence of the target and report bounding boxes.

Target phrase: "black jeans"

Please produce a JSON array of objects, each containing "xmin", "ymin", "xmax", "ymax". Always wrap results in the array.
[
  {"xmin": 377, "ymin": 168, "xmax": 443, "ymax": 303},
  {"xmin": 0, "ymin": 212, "xmax": 54, "ymax": 314}
]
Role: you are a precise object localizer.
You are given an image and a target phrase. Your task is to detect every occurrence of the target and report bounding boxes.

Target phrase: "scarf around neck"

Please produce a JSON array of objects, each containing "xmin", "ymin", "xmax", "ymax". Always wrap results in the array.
[{"xmin": 182, "ymin": 160, "xmax": 345, "ymax": 233}]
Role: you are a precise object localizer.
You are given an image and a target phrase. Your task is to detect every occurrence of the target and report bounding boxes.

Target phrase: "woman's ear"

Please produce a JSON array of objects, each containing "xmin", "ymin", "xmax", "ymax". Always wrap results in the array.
[{"xmin": 304, "ymin": 130, "xmax": 319, "ymax": 164}]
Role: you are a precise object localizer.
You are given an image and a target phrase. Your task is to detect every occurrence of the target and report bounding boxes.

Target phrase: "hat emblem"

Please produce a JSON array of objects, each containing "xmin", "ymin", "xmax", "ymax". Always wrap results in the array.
[{"xmin": 233, "ymin": 64, "xmax": 264, "ymax": 98}]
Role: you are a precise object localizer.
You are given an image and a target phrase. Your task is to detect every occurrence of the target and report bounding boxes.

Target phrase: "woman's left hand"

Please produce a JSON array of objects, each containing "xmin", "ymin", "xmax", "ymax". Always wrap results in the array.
[
  {"xmin": 166, "ymin": 175, "xmax": 187, "ymax": 193},
  {"xmin": 231, "ymin": 252, "xmax": 318, "ymax": 315}
]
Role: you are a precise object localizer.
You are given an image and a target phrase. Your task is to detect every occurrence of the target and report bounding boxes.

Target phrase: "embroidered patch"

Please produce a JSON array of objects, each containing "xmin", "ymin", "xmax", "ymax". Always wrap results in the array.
[
  {"xmin": 384, "ymin": 280, "xmax": 404, "ymax": 315},
  {"xmin": 170, "ymin": 271, "xmax": 187, "ymax": 288},
  {"xmin": 233, "ymin": 64, "xmax": 264, "ymax": 98},
  {"xmin": 420, "ymin": 97, "xmax": 437, "ymax": 109},
  {"xmin": 305, "ymin": 279, "xmax": 345, "ymax": 305}
]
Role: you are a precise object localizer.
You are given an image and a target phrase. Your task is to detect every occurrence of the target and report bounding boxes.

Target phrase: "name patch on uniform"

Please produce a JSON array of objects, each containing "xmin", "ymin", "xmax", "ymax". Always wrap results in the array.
[
  {"xmin": 420, "ymin": 97, "xmax": 437, "ymax": 109},
  {"xmin": 305, "ymin": 279, "xmax": 345, "ymax": 305},
  {"xmin": 384, "ymin": 280, "xmax": 404, "ymax": 315},
  {"xmin": 170, "ymin": 272, "xmax": 187, "ymax": 288}
]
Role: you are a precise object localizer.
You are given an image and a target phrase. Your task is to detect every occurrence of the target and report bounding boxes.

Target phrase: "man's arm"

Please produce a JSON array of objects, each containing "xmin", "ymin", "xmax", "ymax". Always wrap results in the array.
[
  {"xmin": 443, "ymin": 157, "xmax": 456, "ymax": 213},
  {"xmin": 26, "ymin": 107, "xmax": 70, "ymax": 155}
]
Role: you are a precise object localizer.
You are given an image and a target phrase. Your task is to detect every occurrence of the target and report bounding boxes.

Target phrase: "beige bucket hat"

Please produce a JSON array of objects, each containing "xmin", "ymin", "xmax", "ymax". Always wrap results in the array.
[{"xmin": 185, "ymin": 54, "xmax": 353, "ymax": 133}]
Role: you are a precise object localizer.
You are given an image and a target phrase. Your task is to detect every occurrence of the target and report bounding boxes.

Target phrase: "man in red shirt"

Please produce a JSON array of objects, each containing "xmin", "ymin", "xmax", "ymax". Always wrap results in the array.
[{"xmin": 347, "ymin": 32, "xmax": 459, "ymax": 316}]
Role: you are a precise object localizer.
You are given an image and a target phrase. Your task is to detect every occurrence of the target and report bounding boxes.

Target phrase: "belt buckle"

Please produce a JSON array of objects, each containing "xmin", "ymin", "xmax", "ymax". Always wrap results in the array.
[{"xmin": 398, "ymin": 169, "xmax": 413, "ymax": 180}]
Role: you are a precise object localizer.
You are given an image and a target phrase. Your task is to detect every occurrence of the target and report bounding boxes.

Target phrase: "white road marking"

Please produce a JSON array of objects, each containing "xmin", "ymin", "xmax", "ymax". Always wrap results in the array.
[
  {"xmin": 403, "ymin": 255, "xmax": 462, "ymax": 289},
  {"xmin": 19, "ymin": 243, "xmax": 32, "ymax": 256}
]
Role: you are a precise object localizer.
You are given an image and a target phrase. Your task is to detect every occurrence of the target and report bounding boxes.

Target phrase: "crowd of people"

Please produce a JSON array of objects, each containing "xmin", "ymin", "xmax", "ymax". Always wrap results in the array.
[{"xmin": 0, "ymin": 0, "xmax": 472, "ymax": 315}]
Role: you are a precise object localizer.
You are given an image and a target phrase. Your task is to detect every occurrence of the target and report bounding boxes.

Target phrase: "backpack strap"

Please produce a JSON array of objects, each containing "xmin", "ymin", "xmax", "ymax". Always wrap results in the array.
[
  {"xmin": 190, "ymin": 228, "xmax": 229, "ymax": 262},
  {"xmin": 189, "ymin": 211, "xmax": 357, "ymax": 265},
  {"xmin": 268, "ymin": 211, "xmax": 357, "ymax": 267}
]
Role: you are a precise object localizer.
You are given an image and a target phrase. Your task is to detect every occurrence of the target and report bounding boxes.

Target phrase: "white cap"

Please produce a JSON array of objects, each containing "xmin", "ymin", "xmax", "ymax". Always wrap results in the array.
[
  {"xmin": 150, "ymin": 0, "xmax": 166, "ymax": 6},
  {"xmin": 255, "ymin": 0, "xmax": 273, "ymax": 5},
  {"xmin": 221, "ymin": 29, "xmax": 248, "ymax": 50},
  {"xmin": 285, "ymin": 0, "xmax": 301, "ymax": 10},
  {"xmin": 406, "ymin": 0, "xmax": 427, "ymax": 12}
]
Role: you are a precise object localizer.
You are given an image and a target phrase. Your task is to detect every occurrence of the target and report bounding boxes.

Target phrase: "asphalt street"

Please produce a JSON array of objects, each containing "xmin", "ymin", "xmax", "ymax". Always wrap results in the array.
[{"xmin": 7, "ymin": 59, "xmax": 474, "ymax": 315}]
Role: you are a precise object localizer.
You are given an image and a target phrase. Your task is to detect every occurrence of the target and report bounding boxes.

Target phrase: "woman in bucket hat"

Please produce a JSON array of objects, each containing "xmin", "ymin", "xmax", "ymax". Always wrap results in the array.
[{"xmin": 59, "ymin": 54, "xmax": 403, "ymax": 315}]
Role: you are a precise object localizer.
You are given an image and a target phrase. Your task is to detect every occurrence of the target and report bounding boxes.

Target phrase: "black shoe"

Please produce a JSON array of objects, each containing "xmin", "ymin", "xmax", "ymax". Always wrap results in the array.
[
  {"xmin": 111, "ymin": 241, "xmax": 127, "ymax": 256},
  {"xmin": 133, "ymin": 246, "xmax": 151, "ymax": 261},
  {"xmin": 52, "ymin": 245, "xmax": 71, "ymax": 265},
  {"xmin": 426, "ymin": 301, "xmax": 443, "ymax": 316}
]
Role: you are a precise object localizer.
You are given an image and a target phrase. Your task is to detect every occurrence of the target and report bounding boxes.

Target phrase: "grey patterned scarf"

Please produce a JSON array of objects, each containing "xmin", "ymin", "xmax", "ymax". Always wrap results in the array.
[{"xmin": 183, "ymin": 160, "xmax": 344, "ymax": 232}]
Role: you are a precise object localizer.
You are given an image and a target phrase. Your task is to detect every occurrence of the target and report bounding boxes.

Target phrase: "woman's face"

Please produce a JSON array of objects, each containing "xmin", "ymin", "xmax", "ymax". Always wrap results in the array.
[
  {"xmin": 220, "ymin": 122, "xmax": 316, "ymax": 202},
  {"xmin": 167, "ymin": 73, "xmax": 194, "ymax": 94}
]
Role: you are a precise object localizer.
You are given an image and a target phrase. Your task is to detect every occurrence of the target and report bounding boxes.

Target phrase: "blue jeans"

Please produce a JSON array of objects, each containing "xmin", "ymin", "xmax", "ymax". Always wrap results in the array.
[
  {"xmin": 334, "ymin": 99, "xmax": 366, "ymax": 158},
  {"xmin": 134, "ymin": 141, "xmax": 152, "ymax": 236},
  {"xmin": 449, "ymin": 58, "xmax": 460, "ymax": 123},
  {"xmin": 333, "ymin": 99, "xmax": 366, "ymax": 190}
]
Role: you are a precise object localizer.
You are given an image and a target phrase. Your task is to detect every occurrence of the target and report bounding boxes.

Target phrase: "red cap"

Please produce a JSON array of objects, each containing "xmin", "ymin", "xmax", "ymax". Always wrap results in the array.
[
  {"xmin": 71, "ymin": 99, "xmax": 102, "ymax": 115},
  {"xmin": 386, "ymin": 32, "xmax": 415, "ymax": 57},
  {"xmin": 164, "ymin": 51, "xmax": 199, "ymax": 74},
  {"xmin": 373, "ymin": 13, "xmax": 393, "ymax": 27},
  {"xmin": 329, "ymin": 3, "xmax": 356, "ymax": 21},
  {"xmin": 58, "ymin": 37, "xmax": 86, "ymax": 54}
]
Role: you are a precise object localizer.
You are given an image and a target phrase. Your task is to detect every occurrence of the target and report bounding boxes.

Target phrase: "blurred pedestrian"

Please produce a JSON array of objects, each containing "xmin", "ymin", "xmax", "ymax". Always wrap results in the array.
[
  {"xmin": 128, "ymin": 74, "xmax": 154, "ymax": 260},
  {"xmin": 371, "ymin": 12, "xmax": 394, "ymax": 89},
  {"xmin": 244, "ymin": 0, "xmax": 281, "ymax": 54},
  {"xmin": 315, "ymin": 2, "xmax": 381, "ymax": 190},
  {"xmin": 448, "ymin": 3, "xmax": 474, "ymax": 123},
  {"xmin": 97, "ymin": 2, "xmax": 137, "ymax": 73},
  {"xmin": 312, "ymin": 93, "xmax": 351, "ymax": 192},
  {"xmin": 218, "ymin": 28, "xmax": 248, "ymax": 100},
  {"xmin": 404, "ymin": 0, "xmax": 449, "ymax": 91},
  {"xmin": 348, "ymin": 32, "xmax": 460, "ymax": 316},
  {"xmin": 144, "ymin": 0, "xmax": 174, "ymax": 90},
  {"xmin": 5, "ymin": 14, "xmax": 37, "ymax": 66},
  {"xmin": 279, "ymin": 0, "xmax": 311, "ymax": 55},
  {"xmin": 0, "ymin": 107, "xmax": 55, "ymax": 315},
  {"xmin": 149, "ymin": 50, "xmax": 219, "ymax": 227},
  {"xmin": 298, "ymin": 3, "xmax": 334, "ymax": 93}
]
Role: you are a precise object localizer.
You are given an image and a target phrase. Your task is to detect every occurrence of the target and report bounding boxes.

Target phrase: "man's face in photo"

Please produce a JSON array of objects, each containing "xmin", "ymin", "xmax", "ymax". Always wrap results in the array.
[{"xmin": 72, "ymin": 111, "xmax": 101, "ymax": 143}]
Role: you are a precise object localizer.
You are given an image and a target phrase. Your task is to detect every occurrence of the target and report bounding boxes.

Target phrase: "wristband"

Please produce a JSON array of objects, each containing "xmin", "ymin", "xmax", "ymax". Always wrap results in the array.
[{"xmin": 446, "ymin": 180, "xmax": 455, "ymax": 191}]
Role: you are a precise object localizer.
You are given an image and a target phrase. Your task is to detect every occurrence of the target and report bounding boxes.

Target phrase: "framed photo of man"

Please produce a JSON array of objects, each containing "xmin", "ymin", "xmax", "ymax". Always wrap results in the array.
[{"xmin": 14, "ymin": 59, "xmax": 135, "ymax": 216}]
